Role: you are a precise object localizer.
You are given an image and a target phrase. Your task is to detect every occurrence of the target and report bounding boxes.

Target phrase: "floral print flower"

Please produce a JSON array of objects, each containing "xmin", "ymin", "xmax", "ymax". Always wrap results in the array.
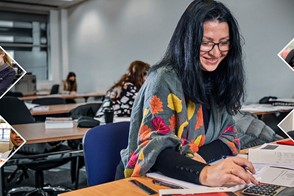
[
  {"xmin": 152, "ymin": 117, "xmax": 170, "ymax": 134},
  {"xmin": 127, "ymin": 152, "xmax": 138, "ymax": 167},
  {"xmin": 223, "ymin": 126, "xmax": 233, "ymax": 133},
  {"xmin": 150, "ymin": 96, "xmax": 163, "ymax": 114},
  {"xmin": 169, "ymin": 114, "xmax": 177, "ymax": 131},
  {"xmin": 139, "ymin": 124, "xmax": 152, "ymax": 142}
]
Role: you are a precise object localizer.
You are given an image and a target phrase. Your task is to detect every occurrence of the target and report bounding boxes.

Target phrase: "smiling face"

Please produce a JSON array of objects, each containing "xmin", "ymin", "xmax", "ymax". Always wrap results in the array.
[
  {"xmin": 200, "ymin": 20, "xmax": 230, "ymax": 72},
  {"xmin": 10, "ymin": 130, "xmax": 24, "ymax": 148}
]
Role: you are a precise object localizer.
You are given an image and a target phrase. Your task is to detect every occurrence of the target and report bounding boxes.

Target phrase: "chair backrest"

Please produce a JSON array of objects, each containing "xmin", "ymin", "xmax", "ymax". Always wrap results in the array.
[
  {"xmin": 83, "ymin": 121, "xmax": 130, "ymax": 186},
  {"xmin": 0, "ymin": 96, "xmax": 35, "ymax": 124},
  {"xmin": 70, "ymin": 102, "xmax": 102, "ymax": 119},
  {"xmin": 50, "ymin": 84, "xmax": 60, "ymax": 95},
  {"xmin": 32, "ymin": 97, "xmax": 66, "ymax": 105},
  {"xmin": 5, "ymin": 91, "xmax": 24, "ymax": 97}
]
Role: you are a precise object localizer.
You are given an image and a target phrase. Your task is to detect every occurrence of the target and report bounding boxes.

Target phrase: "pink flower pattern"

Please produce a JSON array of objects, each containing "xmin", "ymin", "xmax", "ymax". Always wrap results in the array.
[{"xmin": 151, "ymin": 117, "xmax": 170, "ymax": 134}]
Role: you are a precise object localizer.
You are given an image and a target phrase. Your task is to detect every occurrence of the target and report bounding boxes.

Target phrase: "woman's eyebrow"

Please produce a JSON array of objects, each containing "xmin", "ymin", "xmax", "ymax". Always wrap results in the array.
[{"xmin": 202, "ymin": 36, "xmax": 230, "ymax": 41}]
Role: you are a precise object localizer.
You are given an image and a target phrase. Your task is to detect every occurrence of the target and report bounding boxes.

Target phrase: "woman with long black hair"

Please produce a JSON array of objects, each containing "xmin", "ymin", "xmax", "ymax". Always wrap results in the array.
[{"xmin": 117, "ymin": 0, "xmax": 258, "ymax": 186}]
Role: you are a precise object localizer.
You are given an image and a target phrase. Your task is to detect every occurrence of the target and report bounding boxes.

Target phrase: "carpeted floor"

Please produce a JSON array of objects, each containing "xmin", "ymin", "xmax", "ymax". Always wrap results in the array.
[{"xmin": 3, "ymin": 163, "xmax": 88, "ymax": 196}]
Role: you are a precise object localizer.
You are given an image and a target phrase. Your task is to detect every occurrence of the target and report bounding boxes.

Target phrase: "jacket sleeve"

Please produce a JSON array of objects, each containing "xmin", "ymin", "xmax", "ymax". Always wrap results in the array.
[
  {"xmin": 0, "ymin": 68, "xmax": 16, "ymax": 95},
  {"xmin": 152, "ymin": 148, "xmax": 207, "ymax": 184}
]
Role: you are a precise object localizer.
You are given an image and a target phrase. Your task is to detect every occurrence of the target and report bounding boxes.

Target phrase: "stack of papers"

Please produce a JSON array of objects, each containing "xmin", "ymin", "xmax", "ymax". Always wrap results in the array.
[
  {"xmin": 249, "ymin": 143, "xmax": 294, "ymax": 187},
  {"xmin": 45, "ymin": 117, "xmax": 73, "ymax": 129},
  {"xmin": 146, "ymin": 172, "xmax": 245, "ymax": 195},
  {"xmin": 248, "ymin": 143, "xmax": 294, "ymax": 167}
]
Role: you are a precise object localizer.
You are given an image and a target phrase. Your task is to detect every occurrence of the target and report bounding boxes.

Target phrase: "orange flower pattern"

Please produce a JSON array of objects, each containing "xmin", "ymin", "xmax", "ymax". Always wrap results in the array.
[
  {"xmin": 169, "ymin": 114, "xmax": 177, "ymax": 131},
  {"xmin": 139, "ymin": 124, "xmax": 152, "ymax": 142},
  {"xmin": 195, "ymin": 105, "xmax": 203, "ymax": 130},
  {"xmin": 149, "ymin": 96, "xmax": 163, "ymax": 114}
]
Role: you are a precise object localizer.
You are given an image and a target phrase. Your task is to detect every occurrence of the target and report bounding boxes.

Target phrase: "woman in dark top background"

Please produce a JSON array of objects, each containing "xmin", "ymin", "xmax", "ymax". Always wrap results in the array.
[
  {"xmin": 117, "ymin": 0, "xmax": 258, "ymax": 187},
  {"xmin": 0, "ymin": 47, "xmax": 16, "ymax": 96},
  {"xmin": 62, "ymin": 72, "xmax": 77, "ymax": 94},
  {"xmin": 62, "ymin": 72, "xmax": 77, "ymax": 103}
]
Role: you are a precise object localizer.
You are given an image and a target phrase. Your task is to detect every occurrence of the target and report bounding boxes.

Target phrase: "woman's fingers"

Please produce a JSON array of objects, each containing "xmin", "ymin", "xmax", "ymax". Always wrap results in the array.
[
  {"xmin": 199, "ymin": 157, "xmax": 259, "ymax": 186},
  {"xmin": 227, "ymin": 158, "xmax": 259, "ymax": 185},
  {"xmin": 230, "ymin": 166, "xmax": 252, "ymax": 184},
  {"xmin": 231, "ymin": 157, "xmax": 256, "ymax": 174}
]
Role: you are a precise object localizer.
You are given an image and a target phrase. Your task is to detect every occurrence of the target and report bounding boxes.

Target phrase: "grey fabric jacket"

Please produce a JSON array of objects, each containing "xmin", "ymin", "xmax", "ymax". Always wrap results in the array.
[{"xmin": 234, "ymin": 112, "xmax": 283, "ymax": 149}]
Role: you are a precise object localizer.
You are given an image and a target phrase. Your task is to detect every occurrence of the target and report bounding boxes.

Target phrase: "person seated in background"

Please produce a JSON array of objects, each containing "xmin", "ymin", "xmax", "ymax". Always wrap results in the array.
[
  {"xmin": 97, "ymin": 60, "xmax": 150, "ymax": 117},
  {"xmin": 62, "ymin": 72, "xmax": 77, "ymax": 95},
  {"xmin": 116, "ymin": 0, "xmax": 258, "ymax": 187},
  {"xmin": 0, "ymin": 47, "xmax": 16, "ymax": 96},
  {"xmin": 61, "ymin": 72, "xmax": 77, "ymax": 103},
  {"xmin": 1, "ymin": 130, "xmax": 24, "ymax": 159}
]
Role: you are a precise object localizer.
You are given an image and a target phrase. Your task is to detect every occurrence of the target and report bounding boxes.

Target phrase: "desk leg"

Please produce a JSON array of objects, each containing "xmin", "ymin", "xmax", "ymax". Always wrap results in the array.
[
  {"xmin": 74, "ymin": 143, "xmax": 82, "ymax": 190},
  {"xmin": 83, "ymin": 97, "xmax": 89, "ymax": 102}
]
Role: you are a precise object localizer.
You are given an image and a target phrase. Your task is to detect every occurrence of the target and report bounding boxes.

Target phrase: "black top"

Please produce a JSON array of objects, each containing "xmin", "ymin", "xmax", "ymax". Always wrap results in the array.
[{"xmin": 0, "ymin": 64, "xmax": 16, "ymax": 95}]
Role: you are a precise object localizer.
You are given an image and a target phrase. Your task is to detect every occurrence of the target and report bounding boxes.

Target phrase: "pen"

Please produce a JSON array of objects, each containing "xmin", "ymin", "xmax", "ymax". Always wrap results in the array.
[
  {"xmin": 242, "ymin": 165, "xmax": 249, "ymax": 171},
  {"xmin": 128, "ymin": 179, "xmax": 157, "ymax": 195},
  {"xmin": 152, "ymin": 179, "xmax": 184, "ymax": 189}
]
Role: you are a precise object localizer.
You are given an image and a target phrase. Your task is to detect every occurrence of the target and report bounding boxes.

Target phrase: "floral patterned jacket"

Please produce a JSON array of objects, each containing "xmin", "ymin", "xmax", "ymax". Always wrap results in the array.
[{"xmin": 120, "ymin": 66, "xmax": 240, "ymax": 177}]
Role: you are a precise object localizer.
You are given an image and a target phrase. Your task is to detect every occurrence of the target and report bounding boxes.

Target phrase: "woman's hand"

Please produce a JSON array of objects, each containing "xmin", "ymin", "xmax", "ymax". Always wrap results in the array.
[{"xmin": 199, "ymin": 157, "xmax": 259, "ymax": 187}]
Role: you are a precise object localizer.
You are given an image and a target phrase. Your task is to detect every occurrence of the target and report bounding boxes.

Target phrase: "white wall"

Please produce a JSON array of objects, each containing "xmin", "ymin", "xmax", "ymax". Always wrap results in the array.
[{"xmin": 65, "ymin": 0, "xmax": 294, "ymax": 103}]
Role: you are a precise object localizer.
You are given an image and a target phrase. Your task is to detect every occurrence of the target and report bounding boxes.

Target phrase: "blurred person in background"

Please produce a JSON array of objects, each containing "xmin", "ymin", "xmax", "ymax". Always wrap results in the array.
[
  {"xmin": 97, "ymin": 60, "xmax": 150, "ymax": 117},
  {"xmin": 0, "ymin": 47, "xmax": 16, "ymax": 96}
]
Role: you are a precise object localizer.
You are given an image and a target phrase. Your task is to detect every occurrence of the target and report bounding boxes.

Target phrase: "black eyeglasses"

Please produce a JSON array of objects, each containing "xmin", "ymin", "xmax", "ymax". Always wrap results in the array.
[{"xmin": 200, "ymin": 40, "xmax": 230, "ymax": 52}]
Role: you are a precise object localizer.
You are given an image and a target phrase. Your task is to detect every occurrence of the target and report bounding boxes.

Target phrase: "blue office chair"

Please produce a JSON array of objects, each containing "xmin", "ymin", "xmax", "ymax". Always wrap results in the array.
[{"xmin": 83, "ymin": 121, "xmax": 130, "ymax": 186}]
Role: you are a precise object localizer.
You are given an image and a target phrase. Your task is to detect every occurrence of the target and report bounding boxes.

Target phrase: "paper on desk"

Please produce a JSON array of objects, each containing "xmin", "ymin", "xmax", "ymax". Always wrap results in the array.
[
  {"xmin": 25, "ymin": 102, "xmax": 40, "ymax": 110},
  {"xmin": 147, "ymin": 172, "xmax": 245, "ymax": 194},
  {"xmin": 31, "ymin": 106, "xmax": 49, "ymax": 111},
  {"xmin": 241, "ymin": 104, "xmax": 294, "ymax": 113},
  {"xmin": 257, "ymin": 166, "xmax": 294, "ymax": 187},
  {"xmin": 159, "ymin": 188, "xmax": 236, "ymax": 195},
  {"xmin": 248, "ymin": 143, "xmax": 294, "ymax": 167}
]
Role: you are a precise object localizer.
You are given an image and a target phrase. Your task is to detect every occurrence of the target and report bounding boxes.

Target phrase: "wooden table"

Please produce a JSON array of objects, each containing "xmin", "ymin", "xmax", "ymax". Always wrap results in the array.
[
  {"xmin": 30, "ymin": 103, "xmax": 84, "ymax": 116},
  {"xmin": 20, "ymin": 92, "xmax": 105, "ymax": 102},
  {"xmin": 58, "ymin": 177, "xmax": 245, "ymax": 196},
  {"xmin": 59, "ymin": 177, "xmax": 166, "ymax": 196},
  {"xmin": 12, "ymin": 122, "xmax": 89, "ymax": 144},
  {"xmin": 59, "ymin": 138, "xmax": 294, "ymax": 196}
]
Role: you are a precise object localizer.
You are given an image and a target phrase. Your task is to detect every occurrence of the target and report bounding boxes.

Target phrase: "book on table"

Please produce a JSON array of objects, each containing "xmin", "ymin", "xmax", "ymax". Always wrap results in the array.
[
  {"xmin": 248, "ymin": 143, "xmax": 294, "ymax": 167},
  {"xmin": 45, "ymin": 117, "xmax": 74, "ymax": 129}
]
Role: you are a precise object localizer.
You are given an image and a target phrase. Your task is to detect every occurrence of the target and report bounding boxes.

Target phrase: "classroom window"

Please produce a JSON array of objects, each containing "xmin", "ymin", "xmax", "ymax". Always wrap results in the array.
[{"xmin": 0, "ymin": 11, "xmax": 49, "ymax": 80}]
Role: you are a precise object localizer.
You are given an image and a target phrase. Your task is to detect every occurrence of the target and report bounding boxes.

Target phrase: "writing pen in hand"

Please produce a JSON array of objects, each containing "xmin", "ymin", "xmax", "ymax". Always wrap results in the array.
[{"xmin": 152, "ymin": 179, "xmax": 184, "ymax": 189}]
